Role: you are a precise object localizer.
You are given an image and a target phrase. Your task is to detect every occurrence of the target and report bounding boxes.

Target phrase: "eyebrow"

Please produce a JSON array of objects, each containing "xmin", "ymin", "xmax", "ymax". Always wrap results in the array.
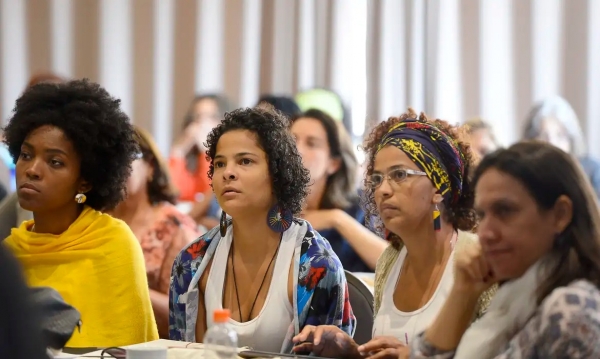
[
  {"xmin": 372, "ymin": 164, "xmax": 409, "ymax": 173},
  {"xmin": 214, "ymin": 152, "xmax": 260, "ymax": 160},
  {"xmin": 22, "ymin": 142, "xmax": 68, "ymax": 156}
]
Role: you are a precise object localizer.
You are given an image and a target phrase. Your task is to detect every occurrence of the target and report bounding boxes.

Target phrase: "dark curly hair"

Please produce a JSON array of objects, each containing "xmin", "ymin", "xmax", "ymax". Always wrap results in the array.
[
  {"xmin": 361, "ymin": 108, "xmax": 477, "ymax": 246},
  {"xmin": 205, "ymin": 107, "xmax": 310, "ymax": 215},
  {"xmin": 3, "ymin": 79, "xmax": 139, "ymax": 211}
]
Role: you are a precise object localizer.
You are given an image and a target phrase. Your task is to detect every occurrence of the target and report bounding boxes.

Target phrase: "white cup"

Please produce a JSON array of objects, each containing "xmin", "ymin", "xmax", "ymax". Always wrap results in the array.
[{"xmin": 126, "ymin": 347, "xmax": 168, "ymax": 359}]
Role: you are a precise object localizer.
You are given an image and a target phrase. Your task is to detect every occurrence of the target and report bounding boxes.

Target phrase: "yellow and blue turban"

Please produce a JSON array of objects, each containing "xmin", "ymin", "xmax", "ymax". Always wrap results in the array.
[{"xmin": 376, "ymin": 117, "xmax": 466, "ymax": 204}]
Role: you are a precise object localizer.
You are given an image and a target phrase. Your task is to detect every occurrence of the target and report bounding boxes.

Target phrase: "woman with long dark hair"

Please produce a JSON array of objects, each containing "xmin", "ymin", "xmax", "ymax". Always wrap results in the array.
[{"xmin": 413, "ymin": 141, "xmax": 600, "ymax": 358}]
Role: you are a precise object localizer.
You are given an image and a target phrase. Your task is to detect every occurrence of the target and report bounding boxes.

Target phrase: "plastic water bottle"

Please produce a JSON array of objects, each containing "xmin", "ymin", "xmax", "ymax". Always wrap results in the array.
[{"xmin": 204, "ymin": 309, "xmax": 238, "ymax": 359}]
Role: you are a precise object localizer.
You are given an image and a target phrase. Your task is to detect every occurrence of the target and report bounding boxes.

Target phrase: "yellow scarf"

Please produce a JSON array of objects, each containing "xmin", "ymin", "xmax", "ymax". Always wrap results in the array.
[{"xmin": 4, "ymin": 206, "xmax": 159, "ymax": 348}]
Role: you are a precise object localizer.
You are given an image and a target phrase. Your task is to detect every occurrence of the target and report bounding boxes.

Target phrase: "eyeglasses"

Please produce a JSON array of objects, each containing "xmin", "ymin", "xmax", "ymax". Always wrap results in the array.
[{"xmin": 367, "ymin": 168, "xmax": 427, "ymax": 189}]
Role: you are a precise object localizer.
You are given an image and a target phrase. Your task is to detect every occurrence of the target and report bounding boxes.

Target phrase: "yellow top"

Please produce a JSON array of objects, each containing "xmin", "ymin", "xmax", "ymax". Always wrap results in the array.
[{"xmin": 4, "ymin": 206, "xmax": 159, "ymax": 348}]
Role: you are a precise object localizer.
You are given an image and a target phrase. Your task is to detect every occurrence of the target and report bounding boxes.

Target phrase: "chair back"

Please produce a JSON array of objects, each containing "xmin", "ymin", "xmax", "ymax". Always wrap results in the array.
[{"xmin": 345, "ymin": 270, "xmax": 374, "ymax": 345}]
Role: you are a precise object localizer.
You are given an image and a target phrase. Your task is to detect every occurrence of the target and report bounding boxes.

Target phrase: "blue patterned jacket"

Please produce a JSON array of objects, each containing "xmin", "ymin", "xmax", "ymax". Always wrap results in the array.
[{"xmin": 168, "ymin": 219, "xmax": 356, "ymax": 352}]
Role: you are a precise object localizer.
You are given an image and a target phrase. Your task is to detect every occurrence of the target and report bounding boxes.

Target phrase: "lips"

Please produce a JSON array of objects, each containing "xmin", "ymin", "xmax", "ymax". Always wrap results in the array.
[
  {"xmin": 379, "ymin": 203, "xmax": 399, "ymax": 212},
  {"xmin": 19, "ymin": 183, "xmax": 40, "ymax": 192},
  {"xmin": 221, "ymin": 187, "xmax": 241, "ymax": 196}
]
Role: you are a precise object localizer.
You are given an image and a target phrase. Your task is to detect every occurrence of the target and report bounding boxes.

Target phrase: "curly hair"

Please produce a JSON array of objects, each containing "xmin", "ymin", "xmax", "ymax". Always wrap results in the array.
[
  {"xmin": 3, "ymin": 79, "xmax": 139, "ymax": 211},
  {"xmin": 205, "ymin": 107, "xmax": 310, "ymax": 215},
  {"xmin": 361, "ymin": 108, "xmax": 477, "ymax": 243}
]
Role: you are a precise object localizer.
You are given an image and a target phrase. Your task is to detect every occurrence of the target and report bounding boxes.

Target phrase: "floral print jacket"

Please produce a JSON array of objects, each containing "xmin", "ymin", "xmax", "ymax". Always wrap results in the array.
[
  {"xmin": 168, "ymin": 219, "xmax": 356, "ymax": 352},
  {"xmin": 411, "ymin": 280, "xmax": 600, "ymax": 358}
]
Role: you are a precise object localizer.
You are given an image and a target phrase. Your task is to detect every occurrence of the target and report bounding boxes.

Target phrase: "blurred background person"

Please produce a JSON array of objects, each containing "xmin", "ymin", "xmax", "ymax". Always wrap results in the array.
[
  {"xmin": 291, "ymin": 109, "xmax": 385, "ymax": 272},
  {"xmin": 169, "ymin": 94, "xmax": 232, "ymax": 206},
  {"xmin": 109, "ymin": 126, "xmax": 199, "ymax": 338},
  {"xmin": 256, "ymin": 94, "xmax": 301, "ymax": 119},
  {"xmin": 464, "ymin": 118, "xmax": 499, "ymax": 165},
  {"xmin": 523, "ymin": 95, "xmax": 600, "ymax": 198}
]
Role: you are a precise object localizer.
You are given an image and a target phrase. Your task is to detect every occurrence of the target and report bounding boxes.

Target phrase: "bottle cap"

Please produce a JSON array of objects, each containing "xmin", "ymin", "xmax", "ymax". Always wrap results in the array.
[{"xmin": 213, "ymin": 309, "xmax": 231, "ymax": 323}]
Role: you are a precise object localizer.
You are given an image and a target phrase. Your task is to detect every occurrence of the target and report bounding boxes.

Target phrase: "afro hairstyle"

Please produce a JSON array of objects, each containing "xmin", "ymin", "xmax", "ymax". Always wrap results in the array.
[{"xmin": 2, "ymin": 79, "xmax": 139, "ymax": 211}]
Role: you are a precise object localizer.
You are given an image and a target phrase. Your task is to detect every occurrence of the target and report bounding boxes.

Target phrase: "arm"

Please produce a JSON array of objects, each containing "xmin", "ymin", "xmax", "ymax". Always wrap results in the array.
[
  {"xmin": 150, "ymin": 289, "xmax": 170, "ymax": 338},
  {"xmin": 414, "ymin": 288, "xmax": 479, "ymax": 355},
  {"xmin": 332, "ymin": 210, "xmax": 387, "ymax": 270},
  {"xmin": 534, "ymin": 283, "xmax": 600, "ymax": 357}
]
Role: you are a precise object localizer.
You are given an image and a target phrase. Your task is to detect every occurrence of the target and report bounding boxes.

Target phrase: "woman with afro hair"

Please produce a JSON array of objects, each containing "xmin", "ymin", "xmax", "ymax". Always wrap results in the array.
[
  {"xmin": 169, "ymin": 107, "xmax": 355, "ymax": 352},
  {"xmin": 2, "ymin": 79, "xmax": 158, "ymax": 348}
]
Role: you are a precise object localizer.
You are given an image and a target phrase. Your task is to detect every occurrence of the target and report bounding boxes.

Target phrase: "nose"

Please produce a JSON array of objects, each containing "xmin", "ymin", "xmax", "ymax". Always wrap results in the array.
[
  {"xmin": 476, "ymin": 217, "xmax": 500, "ymax": 246},
  {"xmin": 24, "ymin": 158, "xmax": 42, "ymax": 180},
  {"xmin": 222, "ymin": 165, "xmax": 238, "ymax": 181},
  {"xmin": 375, "ymin": 176, "xmax": 393, "ymax": 198},
  {"xmin": 295, "ymin": 141, "xmax": 307, "ymax": 158}
]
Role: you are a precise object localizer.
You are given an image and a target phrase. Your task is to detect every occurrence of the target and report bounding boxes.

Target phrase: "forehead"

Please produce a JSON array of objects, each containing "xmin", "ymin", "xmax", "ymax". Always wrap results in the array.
[
  {"xmin": 215, "ymin": 129, "xmax": 265, "ymax": 157},
  {"xmin": 373, "ymin": 145, "xmax": 418, "ymax": 171},
  {"xmin": 291, "ymin": 118, "xmax": 327, "ymax": 137},
  {"xmin": 475, "ymin": 168, "xmax": 529, "ymax": 207},
  {"xmin": 24, "ymin": 125, "xmax": 76, "ymax": 153}
]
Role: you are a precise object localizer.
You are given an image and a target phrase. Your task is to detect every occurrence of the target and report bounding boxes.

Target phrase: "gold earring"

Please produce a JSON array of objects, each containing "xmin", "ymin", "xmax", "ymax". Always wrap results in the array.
[{"xmin": 75, "ymin": 193, "xmax": 87, "ymax": 204}]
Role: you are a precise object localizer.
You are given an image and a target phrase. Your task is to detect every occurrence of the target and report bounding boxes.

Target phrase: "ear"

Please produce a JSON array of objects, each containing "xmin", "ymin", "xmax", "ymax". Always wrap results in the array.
[
  {"xmin": 326, "ymin": 156, "xmax": 342, "ymax": 176},
  {"xmin": 77, "ymin": 180, "xmax": 92, "ymax": 194},
  {"xmin": 551, "ymin": 195, "xmax": 573, "ymax": 234}
]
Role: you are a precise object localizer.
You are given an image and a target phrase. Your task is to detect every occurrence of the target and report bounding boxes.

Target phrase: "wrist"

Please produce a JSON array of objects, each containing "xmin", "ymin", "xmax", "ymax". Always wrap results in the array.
[
  {"xmin": 449, "ymin": 285, "xmax": 481, "ymax": 306},
  {"xmin": 330, "ymin": 209, "xmax": 346, "ymax": 229}
]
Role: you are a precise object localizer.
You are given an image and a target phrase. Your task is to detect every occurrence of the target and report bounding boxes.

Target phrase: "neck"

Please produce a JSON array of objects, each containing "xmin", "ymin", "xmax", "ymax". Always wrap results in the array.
[
  {"xmin": 230, "ymin": 211, "xmax": 281, "ymax": 257},
  {"xmin": 110, "ymin": 192, "xmax": 154, "ymax": 225},
  {"xmin": 33, "ymin": 205, "xmax": 84, "ymax": 235},
  {"xmin": 306, "ymin": 176, "xmax": 327, "ymax": 210},
  {"xmin": 400, "ymin": 221, "xmax": 455, "ymax": 272}
]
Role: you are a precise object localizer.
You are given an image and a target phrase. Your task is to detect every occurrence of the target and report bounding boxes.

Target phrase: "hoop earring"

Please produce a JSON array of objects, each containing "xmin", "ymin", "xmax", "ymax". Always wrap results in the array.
[
  {"xmin": 220, "ymin": 211, "xmax": 228, "ymax": 237},
  {"xmin": 433, "ymin": 204, "xmax": 441, "ymax": 231},
  {"xmin": 75, "ymin": 193, "xmax": 87, "ymax": 204},
  {"xmin": 267, "ymin": 203, "xmax": 292, "ymax": 233}
]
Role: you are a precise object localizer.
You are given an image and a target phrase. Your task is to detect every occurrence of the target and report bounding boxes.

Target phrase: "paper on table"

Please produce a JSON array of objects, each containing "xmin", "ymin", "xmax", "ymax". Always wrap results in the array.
[{"xmin": 80, "ymin": 340, "xmax": 250, "ymax": 359}]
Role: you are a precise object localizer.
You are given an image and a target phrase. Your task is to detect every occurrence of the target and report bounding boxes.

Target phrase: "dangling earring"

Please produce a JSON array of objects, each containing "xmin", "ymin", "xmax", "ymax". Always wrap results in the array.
[
  {"xmin": 220, "ymin": 211, "xmax": 228, "ymax": 237},
  {"xmin": 75, "ymin": 193, "xmax": 87, "ymax": 204},
  {"xmin": 433, "ymin": 204, "xmax": 441, "ymax": 231},
  {"xmin": 267, "ymin": 203, "xmax": 293, "ymax": 233}
]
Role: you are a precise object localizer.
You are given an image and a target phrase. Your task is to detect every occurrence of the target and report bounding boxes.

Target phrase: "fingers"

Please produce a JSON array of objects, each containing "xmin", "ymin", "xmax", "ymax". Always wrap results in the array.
[
  {"xmin": 292, "ymin": 342, "xmax": 314, "ymax": 353},
  {"xmin": 358, "ymin": 336, "xmax": 404, "ymax": 356},
  {"xmin": 365, "ymin": 347, "xmax": 399, "ymax": 359},
  {"xmin": 292, "ymin": 325, "xmax": 315, "ymax": 344}
]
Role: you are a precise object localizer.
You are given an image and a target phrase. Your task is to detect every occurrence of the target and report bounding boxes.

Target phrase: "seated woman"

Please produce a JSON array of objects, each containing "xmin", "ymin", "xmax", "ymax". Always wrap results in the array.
[
  {"xmin": 291, "ymin": 109, "xmax": 386, "ymax": 272},
  {"xmin": 110, "ymin": 126, "xmax": 199, "ymax": 338},
  {"xmin": 412, "ymin": 141, "xmax": 600, "ymax": 358},
  {"xmin": 464, "ymin": 118, "xmax": 498, "ymax": 165},
  {"xmin": 169, "ymin": 108, "xmax": 355, "ymax": 352},
  {"xmin": 293, "ymin": 109, "xmax": 495, "ymax": 359},
  {"xmin": 523, "ymin": 96, "xmax": 600, "ymax": 198},
  {"xmin": 3, "ymin": 79, "xmax": 158, "ymax": 347}
]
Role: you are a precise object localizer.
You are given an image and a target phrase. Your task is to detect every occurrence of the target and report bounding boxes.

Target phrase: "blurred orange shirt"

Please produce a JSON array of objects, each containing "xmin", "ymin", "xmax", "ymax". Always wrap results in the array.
[{"xmin": 168, "ymin": 154, "xmax": 211, "ymax": 201}]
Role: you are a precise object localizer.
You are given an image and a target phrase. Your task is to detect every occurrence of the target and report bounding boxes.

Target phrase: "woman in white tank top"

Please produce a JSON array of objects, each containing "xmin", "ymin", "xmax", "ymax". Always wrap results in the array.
[
  {"xmin": 293, "ymin": 110, "xmax": 495, "ymax": 359},
  {"xmin": 168, "ymin": 108, "xmax": 355, "ymax": 353}
]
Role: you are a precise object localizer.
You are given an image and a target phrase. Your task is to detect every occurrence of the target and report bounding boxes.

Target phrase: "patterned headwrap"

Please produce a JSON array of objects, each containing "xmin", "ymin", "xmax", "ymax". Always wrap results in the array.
[{"xmin": 376, "ymin": 117, "xmax": 466, "ymax": 204}]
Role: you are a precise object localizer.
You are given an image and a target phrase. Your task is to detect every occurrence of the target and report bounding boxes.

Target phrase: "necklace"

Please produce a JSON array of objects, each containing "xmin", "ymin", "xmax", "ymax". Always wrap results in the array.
[{"xmin": 230, "ymin": 234, "xmax": 282, "ymax": 322}]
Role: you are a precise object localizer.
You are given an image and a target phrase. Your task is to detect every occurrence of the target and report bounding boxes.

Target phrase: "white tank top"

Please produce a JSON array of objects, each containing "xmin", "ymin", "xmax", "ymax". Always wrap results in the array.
[
  {"xmin": 204, "ymin": 224, "xmax": 297, "ymax": 352},
  {"xmin": 372, "ymin": 246, "xmax": 455, "ymax": 345}
]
